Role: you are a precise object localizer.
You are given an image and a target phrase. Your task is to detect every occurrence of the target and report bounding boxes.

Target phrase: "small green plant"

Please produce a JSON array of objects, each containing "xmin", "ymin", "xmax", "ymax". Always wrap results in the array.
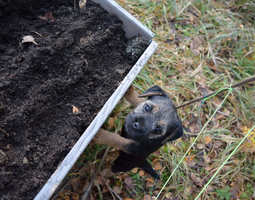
[
  {"xmin": 240, "ymin": 183, "xmax": 253, "ymax": 200},
  {"xmin": 216, "ymin": 186, "xmax": 231, "ymax": 200}
]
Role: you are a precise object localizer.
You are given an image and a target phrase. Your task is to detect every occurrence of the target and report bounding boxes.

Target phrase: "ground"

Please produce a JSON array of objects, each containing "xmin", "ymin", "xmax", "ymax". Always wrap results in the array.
[
  {"xmin": 56, "ymin": 0, "xmax": 255, "ymax": 200},
  {"xmin": 0, "ymin": 0, "xmax": 148, "ymax": 199}
]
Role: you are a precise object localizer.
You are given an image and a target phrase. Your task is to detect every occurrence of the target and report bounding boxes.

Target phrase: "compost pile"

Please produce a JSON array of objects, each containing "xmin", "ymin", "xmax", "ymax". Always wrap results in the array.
[{"xmin": 0, "ymin": 0, "xmax": 148, "ymax": 199}]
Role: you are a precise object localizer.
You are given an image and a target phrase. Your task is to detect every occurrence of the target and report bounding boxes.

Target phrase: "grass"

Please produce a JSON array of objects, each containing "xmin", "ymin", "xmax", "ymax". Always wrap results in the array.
[
  {"xmin": 114, "ymin": 0, "xmax": 255, "ymax": 199},
  {"xmin": 57, "ymin": 0, "xmax": 255, "ymax": 199}
]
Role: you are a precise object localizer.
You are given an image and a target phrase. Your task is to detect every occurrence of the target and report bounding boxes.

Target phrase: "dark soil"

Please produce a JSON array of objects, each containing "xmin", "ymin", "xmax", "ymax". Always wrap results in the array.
[{"xmin": 0, "ymin": 0, "xmax": 148, "ymax": 199}]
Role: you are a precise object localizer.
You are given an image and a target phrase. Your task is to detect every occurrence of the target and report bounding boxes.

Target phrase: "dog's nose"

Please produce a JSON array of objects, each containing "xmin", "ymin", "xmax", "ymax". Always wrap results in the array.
[{"xmin": 133, "ymin": 122, "xmax": 140, "ymax": 130}]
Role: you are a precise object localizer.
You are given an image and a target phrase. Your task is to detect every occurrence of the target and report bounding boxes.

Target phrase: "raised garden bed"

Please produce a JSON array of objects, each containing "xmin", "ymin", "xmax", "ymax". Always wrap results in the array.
[{"xmin": 0, "ymin": 0, "xmax": 157, "ymax": 199}]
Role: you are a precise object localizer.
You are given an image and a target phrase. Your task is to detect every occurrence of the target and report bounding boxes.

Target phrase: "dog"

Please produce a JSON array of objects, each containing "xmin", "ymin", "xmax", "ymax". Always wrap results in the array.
[{"xmin": 94, "ymin": 85, "xmax": 183, "ymax": 178}]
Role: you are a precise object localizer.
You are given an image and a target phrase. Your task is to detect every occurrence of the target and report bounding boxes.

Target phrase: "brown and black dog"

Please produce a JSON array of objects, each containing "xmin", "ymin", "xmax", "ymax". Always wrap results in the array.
[{"xmin": 94, "ymin": 85, "xmax": 183, "ymax": 178}]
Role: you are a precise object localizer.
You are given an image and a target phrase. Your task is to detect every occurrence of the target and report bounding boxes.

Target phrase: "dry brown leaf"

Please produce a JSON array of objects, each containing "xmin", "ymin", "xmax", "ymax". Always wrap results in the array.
[
  {"xmin": 190, "ymin": 37, "xmax": 203, "ymax": 56},
  {"xmin": 184, "ymin": 156, "xmax": 194, "ymax": 163},
  {"xmin": 214, "ymin": 140, "xmax": 224, "ymax": 149},
  {"xmin": 96, "ymin": 176, "xmax": 106, "ymax": 186},
  {"xmin": 101, "ymin": 168, "xmax": 115, "ymax": 178},
  {"xmin": 139, "ymin": 170, "xmax": 145, "ymax": 177},
  {"xmin": 143, "ymin": 194, "xmax": 151, "ymax": 200},
  {"xmin": 131, "ymin": 167, "xmax": 139, "ymax": 173},
  {"xmin": 154, "ymin": 162, "xmax": 162, "ymax": 171},
  {"xmin": 217, "ymin": 112, "xmax": 226, "ymax": 120},
  {"xmin": 72, "ymin": 193, "xmax": 79, "ymax": 200},
  {"xmin": 197, "ymin": 143, "xmax": 204, "ymax": 149},
  {"xmin": 204, "ymin": 135, "xmax": 212, "ymax": 145},
  {"xmin": 113, "ymin": 185, "xmax": 121, "ymax": 194},
  {"xmin": 187, "ymin": 160, "xmax": 196, "ymax": 167},
  {"xmin": 165, "ymin": 192, "xmax": 172, "ymax": 198},
  {"xmin": 191, "ymin": 174, "xmax": 202, "ymax": 187},
  {"xmin": 108, "ymin": 116, "xmax": 117, "ymax": 129},
  {"xmin": 230, "ymin": 178, "xmax": 241, "ymax": 200},
  {"xmin": 183, "ymin": 119, "xmax": 189, "ymax": 127},
  {"xmin": 203, "ymin": 156, "xmax": 211, "ymax": 163},
  {"xmin": 204, "ymin": 167, "xmax": 212, "ymax": 171},
  {"xmin": 190, "ymin": 123, "xmax": 201, "ymax": 134},
  {"xmin": 146, "ymin": 180, "xmax": 154, "ymax": 188},
  {"xmin": 124, "ymin": 177, "xmax": 133, "ymax": 189},
  {"xmin": 70, "ymin": 177, "xmax": 81, "ymax": 191},
  {"xmin": 146, "ymin": 177, "xmax": 154, "ymax": 183}
]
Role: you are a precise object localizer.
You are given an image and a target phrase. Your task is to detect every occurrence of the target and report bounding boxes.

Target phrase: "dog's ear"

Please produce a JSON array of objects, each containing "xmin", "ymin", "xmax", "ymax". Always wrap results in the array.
[{"xmin": 138, "ymin": 85, "xmax": 168, "ymax": 98}]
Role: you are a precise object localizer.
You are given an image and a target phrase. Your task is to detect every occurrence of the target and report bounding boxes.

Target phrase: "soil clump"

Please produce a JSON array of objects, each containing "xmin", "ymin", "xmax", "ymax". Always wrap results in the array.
[{"xmin": 0, "ymin": 0, "xmax": 148, "ymax": 199}]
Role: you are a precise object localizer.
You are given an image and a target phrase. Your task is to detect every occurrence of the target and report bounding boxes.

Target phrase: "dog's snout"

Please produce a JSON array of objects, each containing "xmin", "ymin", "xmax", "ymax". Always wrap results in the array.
[{"xmin": 133, "ymin": 122, "xmax": 140, "ymax": 130}]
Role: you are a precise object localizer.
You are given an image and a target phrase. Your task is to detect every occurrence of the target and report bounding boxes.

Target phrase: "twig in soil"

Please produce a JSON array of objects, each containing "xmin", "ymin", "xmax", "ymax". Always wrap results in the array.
[
  {"xmin": 0, "ymin": 127, "xmax": 9, "ymax": 135},
  {"xmin": 32, "ymin": 31, "xmax": 45, "ymax": 38},
  {"xmin": 81, "ymin": 146, "xmax": 110, "ymax": 200},
  {"xmin": 176, "ymin": 75, "xmax": 255, "ymax": 109}
]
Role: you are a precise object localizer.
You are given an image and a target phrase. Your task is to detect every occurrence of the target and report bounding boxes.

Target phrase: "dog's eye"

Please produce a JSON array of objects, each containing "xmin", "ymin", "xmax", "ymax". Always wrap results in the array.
[
  {"xmin": 155, "ymin": 127, "xmax": 162, "ymax": 134},
  {"xmin": 144, "ymin": 104, "xmax": 151, "ymax": 112}
]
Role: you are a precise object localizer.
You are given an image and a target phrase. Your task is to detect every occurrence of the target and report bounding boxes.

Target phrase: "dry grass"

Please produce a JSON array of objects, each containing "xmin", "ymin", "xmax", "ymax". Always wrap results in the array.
[{"xmin": 116, "ymin": 0, "xmax": 255, "ymax": 199}]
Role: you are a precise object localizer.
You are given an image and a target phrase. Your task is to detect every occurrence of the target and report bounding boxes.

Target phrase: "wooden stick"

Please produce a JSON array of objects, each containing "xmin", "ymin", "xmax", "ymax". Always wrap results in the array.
[{"xmin": 176, "ymin": 75, "xmax": 255, "ymax": 109}]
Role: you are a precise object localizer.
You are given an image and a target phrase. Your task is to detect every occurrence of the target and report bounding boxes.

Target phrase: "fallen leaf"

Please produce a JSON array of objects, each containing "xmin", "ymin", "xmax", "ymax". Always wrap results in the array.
[
  {"xmin": 96, "ymin": 176, "xmax": 106, "ymax": 186},
  {"xmin": 203, "ymin": 156, "xmax": 211, "ymax": 163},
  {"xmin": 197, "ymin": 143, "xmax": 204, "ymax": 149},
  {"xmin": 204, "ymin": 135, "xmax": 212, "ymax": 145},
  {"xmin": 230, "ymin": 178, "xmax": 241, "ymax": 200},
  {"xmin": 108, "ymin": 116, "xmax": 117, "ymax": 129},
  {"xmin": 191, "ymin": 173, "xmax": 202, "ymax": 187},
  {"xmin": 22, "ymin": 35, "xmax": 38, "ymax": 45},
  {"xmin": 101, "ymin": 168, "xmax": 115, "ymax": 178},
  {"xmin": 70, "ymin": 177, "xmax": 81, "ymax": 191},
  {"xmin": 113, "ymin": 185, "xmax": 121, "ymax": 194},
  {"xmin": 72, "ymin": 105, "xmax": 80, "ymax": 114},
  {"xmin": 143, "ymin": 194, "xmax": 151, "ymax": 200},
  {"xmin": 139, "ymin": 170, "xmax": 145, "ymax": 177},
  {"xmin": 190, "ymin": 37, "xmax": 203, "ymax": 56},
  {"xmin": 214, "ymin": 140, "xmax": 224, "ymax": 149},
  {"xmin": 153, "ymin": 161, "xmax": 162, "ymax": 171},
  {"xmin": 76, "ymin": 180, "xmax": 89, "ymax": 194},
  {"xmin": 131, "ymin": 167, "xmax": 139, "ymax": 173},
  {"xmin": 184, "ymin": 156, "xmax": 194, "ymax": 163},
  {"xmin": 165, "ymin": 192, "xmax": 172, "ymax": 198},
  {"xmin": 72, "ymin": 193, "xmax": 79, "ymax": 200},
  {"xmin": 124, "ymin": 177, "xmax": 133, "ymax": 189},
  {"xmin": 146, "ymin": 179, "xmax": 154, "ymax": 188},
  {"xmin": 204, "ymin": 167, "xmax": 212, "ymax": 171}
]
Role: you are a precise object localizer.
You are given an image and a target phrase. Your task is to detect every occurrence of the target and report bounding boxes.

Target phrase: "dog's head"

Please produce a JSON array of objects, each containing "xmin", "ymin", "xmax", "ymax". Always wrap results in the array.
[{"xmin": 124, "ymin": 85, "xmax": 183, "ymax": 146}]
